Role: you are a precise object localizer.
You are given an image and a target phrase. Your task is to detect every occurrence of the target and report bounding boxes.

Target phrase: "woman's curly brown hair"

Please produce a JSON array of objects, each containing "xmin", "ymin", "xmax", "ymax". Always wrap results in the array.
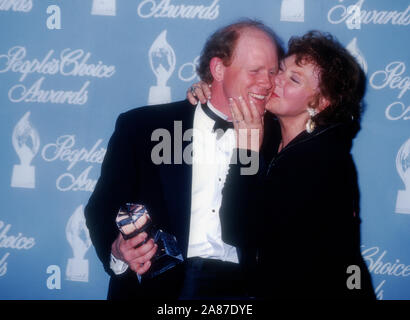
[{"xmin": 287, "ymin": 31, "xmax": 366, "ymax": 134}]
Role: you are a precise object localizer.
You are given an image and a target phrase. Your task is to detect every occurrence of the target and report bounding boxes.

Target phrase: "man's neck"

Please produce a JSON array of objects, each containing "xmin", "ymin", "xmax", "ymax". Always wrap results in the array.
[{"xmin": 209, "ymin": 95, "xmax": 232, "ymax": 120}]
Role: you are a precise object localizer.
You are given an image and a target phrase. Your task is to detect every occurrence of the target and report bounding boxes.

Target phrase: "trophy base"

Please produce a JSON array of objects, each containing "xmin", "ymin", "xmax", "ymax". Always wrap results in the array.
[
  {"xmin": 143, "ymin": 230, "xmax": 184, "ymax": 279},
  {"xmin": 11, "ymin": 165, "xmax": 35, "ymax": 189},
  {"xmin": 395, "ymin": 190, "xmax": 410, "ymax": 214},
  {"xmin": 66, "ymin": 258, "xmax": 89, "ymax": 282},
  {"xmin": 148, "ymin": 86, "xmax": 171, "ymax": 105}
]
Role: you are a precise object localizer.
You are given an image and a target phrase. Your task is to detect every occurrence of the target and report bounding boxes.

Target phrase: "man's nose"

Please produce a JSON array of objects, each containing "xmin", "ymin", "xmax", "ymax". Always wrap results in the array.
[{"xmin": 257, "ymin": 71, "xmax": 273, "ymax": 89}]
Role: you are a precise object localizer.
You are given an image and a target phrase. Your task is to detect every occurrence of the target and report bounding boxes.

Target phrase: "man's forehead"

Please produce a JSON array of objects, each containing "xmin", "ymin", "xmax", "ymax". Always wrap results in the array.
[
  {"xmin": 231, "ymin": 29, "xmax": 278, "ymax": 65},
  {"xmin": 237, "ymin": 27, "xmax": 275, "ymax": 44}
]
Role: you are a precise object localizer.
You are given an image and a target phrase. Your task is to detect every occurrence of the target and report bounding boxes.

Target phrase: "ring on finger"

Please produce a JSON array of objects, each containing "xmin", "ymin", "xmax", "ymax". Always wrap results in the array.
[{"xmin": 190, "ymin": 86, "xmax": 196, "ymax": 95}]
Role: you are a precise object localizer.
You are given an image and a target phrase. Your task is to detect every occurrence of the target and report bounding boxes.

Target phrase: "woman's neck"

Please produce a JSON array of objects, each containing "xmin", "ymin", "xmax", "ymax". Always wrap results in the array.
[{"xmin": 278, "ymin": 116, "xmax": 308, "ymax": 150}]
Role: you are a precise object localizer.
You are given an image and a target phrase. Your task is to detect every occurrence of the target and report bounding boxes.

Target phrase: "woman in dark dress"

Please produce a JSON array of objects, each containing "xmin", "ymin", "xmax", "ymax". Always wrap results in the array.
[{"xmin": 188, "ymin": 31, "xmax": 375, "ymax": 299}]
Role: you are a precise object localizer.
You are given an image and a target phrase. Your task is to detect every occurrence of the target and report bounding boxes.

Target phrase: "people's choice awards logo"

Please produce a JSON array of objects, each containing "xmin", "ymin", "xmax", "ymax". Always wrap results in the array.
[
  {"xmin": 148, "ymin": 30, "xmax": 176, "ymax": 105},
  {"xmin": 0, "ymin": 0, "xmax": 32, "ymax": 12},
  {"xmin": 370, "ymin": 61, "xmax": 409, "ymax": 121},
  {"xmin": 0, "ymin": 220, "xmax": 36, "ymax": 278},
  {"xmin": 361, "ymin": 245, "xmax": 410, "ymax": 300},
  {"xmin": 344, "ymin": 0, "xmax": 364, "ymax": 29},
  {"xmin": 0, "ymin": 46, "xmax": 115, "ymax": 106},
  {"xmin": 137, "ymin": 0, "xmax": 220, "ymax": 20},
  {"xmin": 395, "ymin": 138, "xmax": 410, "ymax": 214},
  {"xmin": 280, "ymin": 0, "xmax": 304, "ymax": 22},
  {"xmin": 41, "ymin": 135, "xmax": 105, "ymax": 192},
  {"xmin": 11, "ymin": 111, "xmax": 40, "ymax": 189},
  {"xmin": 346, "ymin": 37, "xmax": 368, "ymax": 74},
  {"xmin": 328, "ymin": 0, "xmax": 410, "ymax": 29},
  {"xmin": 91, "ymin": 0, "xmax": 116, "ymax": 16},
  {"xmin": 66, "ymin": 205, "xmax": 92, "ymax": 282},
  {"xmin": 178, "ymin": 56, "xmax": 200, "ymax": 82}
]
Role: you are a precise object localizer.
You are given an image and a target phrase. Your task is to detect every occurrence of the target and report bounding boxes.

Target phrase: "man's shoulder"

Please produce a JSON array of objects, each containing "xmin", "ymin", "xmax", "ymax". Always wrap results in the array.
[{"xmin": 120, "ymin": 99, "xmax": 194, "ymax": 121}]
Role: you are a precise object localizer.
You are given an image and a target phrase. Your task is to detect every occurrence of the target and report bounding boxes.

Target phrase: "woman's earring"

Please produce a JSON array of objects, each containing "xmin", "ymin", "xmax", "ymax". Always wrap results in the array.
[{"xmin": 306, "ymin": 107, "xmax": 317, "ymax": 133}]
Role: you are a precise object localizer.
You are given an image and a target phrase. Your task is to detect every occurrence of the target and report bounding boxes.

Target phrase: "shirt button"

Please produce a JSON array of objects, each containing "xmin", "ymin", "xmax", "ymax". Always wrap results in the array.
[{"xmin": 212, "ymin": 209, "xmax": 216, "ymax": 213}]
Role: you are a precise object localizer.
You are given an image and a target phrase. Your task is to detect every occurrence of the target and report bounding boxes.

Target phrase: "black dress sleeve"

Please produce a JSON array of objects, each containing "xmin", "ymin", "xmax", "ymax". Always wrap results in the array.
[{"xmin": 219, "ymin": 148, "xmax": 266, "ymax": 248}]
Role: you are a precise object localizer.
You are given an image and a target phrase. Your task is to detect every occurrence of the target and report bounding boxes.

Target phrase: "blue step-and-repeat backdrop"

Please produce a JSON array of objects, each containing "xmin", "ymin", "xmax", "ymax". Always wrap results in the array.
[{"xmin": 0, "ymin": 0, "xmax": 409, "ymax": 300}]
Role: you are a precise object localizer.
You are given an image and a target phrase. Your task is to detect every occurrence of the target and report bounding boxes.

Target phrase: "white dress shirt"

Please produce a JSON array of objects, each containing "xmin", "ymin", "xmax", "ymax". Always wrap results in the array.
[
  {"xmin": 110, "ymin": 102, "xmax": 238, "ymax": 275},
  {"xmin": 187, "ymin": 102, "xmax": 238, "ymax": 263}
]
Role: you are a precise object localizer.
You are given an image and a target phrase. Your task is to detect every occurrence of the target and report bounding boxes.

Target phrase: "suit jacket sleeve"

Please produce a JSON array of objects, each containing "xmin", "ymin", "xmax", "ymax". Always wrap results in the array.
[{"xmin": 85, "ymin": 112, "xmax": 140, "ymax": 276}]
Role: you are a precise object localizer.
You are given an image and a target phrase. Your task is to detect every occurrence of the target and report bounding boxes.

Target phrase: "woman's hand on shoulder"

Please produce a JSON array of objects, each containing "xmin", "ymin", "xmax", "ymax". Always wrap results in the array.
[{"xmin": 186, "ymin": 81, "xmax": 212, "ymax": 105}]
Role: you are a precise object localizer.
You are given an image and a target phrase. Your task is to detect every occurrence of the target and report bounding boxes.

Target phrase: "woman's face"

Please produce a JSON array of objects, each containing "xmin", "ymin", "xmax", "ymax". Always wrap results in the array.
[{"xmin": 266, "ymin": 54, "xmax": 321, "ymax": 122}]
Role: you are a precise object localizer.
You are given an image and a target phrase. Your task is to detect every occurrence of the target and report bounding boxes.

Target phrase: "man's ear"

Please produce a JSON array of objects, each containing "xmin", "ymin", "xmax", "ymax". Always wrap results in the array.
[{"xmin": 209, "ymin": 57, "xmax": 225, "ymax": 82}]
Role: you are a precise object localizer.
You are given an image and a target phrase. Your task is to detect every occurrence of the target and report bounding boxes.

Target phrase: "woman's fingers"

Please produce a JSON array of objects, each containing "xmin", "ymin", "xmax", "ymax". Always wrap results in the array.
[
  {"xmin": 248, "ymin": 99, "xmax": 263, "ymax": 125},
  {"xmin": 237, "ymin": 96, "xmax": 253, "ymax": 123},
  {"xmin": 186, "ymin": 81, "xmax": 211, "ymax": 105},
  {"xmin": 192, "ymin": 85, "xmax": 208, "ymax": 104},
  {"xmin": 229, "ymin": 98, "xmax": 243, "ymax": 128},
  {"xmin": 233, "ymin": 96, "xmax": 260, "ymax": 124},
  {"xmin": 200, "ymin": 81, "xmax": 212, "ymax": 100},
  {"xmin": 229, "ymin": 96, "xmax": 264, "ymax": 152},
  {"xmin": 187, "ymin": 86, "xmax": 198, "ymax": 105}
]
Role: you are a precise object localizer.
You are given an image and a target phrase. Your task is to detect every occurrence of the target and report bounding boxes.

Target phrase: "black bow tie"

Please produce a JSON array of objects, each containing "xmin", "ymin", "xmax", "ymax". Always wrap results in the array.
[{"xmin": 201, "ymin": 103, "xmax": 233, "ymax": 139}]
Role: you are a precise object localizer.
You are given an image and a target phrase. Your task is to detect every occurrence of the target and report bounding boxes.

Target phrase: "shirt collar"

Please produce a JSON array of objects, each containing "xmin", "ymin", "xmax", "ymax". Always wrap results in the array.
[{"xmin": 207, "ymin": 101, "xmax": 229, "ymax": 121}]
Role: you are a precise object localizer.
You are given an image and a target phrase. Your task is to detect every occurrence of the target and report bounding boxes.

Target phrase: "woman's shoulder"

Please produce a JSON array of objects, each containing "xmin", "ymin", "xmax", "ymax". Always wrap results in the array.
[{"xmin": 305, "ymin": 122, "xmax": 356, "ymax": 154}]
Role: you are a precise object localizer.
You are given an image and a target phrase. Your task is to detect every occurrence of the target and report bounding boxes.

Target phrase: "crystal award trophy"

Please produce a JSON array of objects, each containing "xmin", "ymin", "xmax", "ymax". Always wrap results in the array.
[{"xmin": 116, "ymin": 203, "xmax": 184, "ymax": 278}]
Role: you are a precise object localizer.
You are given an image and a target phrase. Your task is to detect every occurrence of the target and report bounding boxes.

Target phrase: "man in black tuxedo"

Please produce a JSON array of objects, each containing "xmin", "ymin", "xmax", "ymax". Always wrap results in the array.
[{"xmin": 85, "ymin": 19, "xmax": 282, "ymax": 300}]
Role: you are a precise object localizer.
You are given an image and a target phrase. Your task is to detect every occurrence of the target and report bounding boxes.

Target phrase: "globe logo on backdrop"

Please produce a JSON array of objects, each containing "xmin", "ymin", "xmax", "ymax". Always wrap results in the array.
[
  {"xmin": 11, "ymin": 111, "xmax": 40, "ymax": 189},
  {"xmin": 395, "ymin": 138, "xmax": 410, "ymax": 214},
  {"xmin": 280, "ymin": 0, "xmax": 304, "ymax": 22},
  {"xmin": 91, "ymin": 0, "xmax": 116, "ymax": 16},
  {"xmin": 148, "ymin": 30, "xmax": 176, "ymax": 105},
  {"xmin": 66, "ymin": 205, "xmax": 92, "ymax": 282}
]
